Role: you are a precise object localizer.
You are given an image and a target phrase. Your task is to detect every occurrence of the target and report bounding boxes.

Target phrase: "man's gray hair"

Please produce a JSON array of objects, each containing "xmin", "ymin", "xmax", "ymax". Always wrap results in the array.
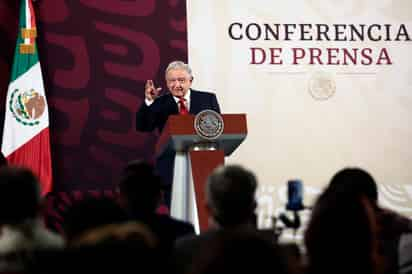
[
  {"xmin": 205, "ymin": 164, "xmax": 257, "ymax": 226},
  {"xmin": 165, "ymin": 60, "xmax": 193, "ymax": 79}
]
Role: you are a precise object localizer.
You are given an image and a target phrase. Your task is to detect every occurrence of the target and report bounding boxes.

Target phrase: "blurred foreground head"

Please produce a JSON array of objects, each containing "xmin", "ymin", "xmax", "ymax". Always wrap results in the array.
[
  {"xmin": 206, "ymin": 165, "xmax": 257, "ymax": 227},
  {"xmin": 0, "ymin": 166, "xmax": 41, "ymax": 225},
  {"xmin": 304, "ymin": 184, "xmax": 380, "ymax": 274},
  {"xmin": 328, "ymin": 167, "xmax": 378, "ymax": 205},
  {"xmin": 118, "ymin": 159, "xmax": 162, "ymax": 215}
]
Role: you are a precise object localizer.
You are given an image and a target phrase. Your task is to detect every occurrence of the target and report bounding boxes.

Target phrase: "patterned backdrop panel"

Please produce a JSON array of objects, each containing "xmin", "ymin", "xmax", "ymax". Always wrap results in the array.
[{"xmin": 0, "ymin": 0, "xmax": 188, "ymax": 191}]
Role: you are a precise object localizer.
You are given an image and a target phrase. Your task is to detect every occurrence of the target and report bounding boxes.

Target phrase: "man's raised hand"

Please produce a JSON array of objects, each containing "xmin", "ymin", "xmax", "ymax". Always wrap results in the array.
[{"xmin": 145, "ymin": 80, "xmax": 162, "ymax": 101}]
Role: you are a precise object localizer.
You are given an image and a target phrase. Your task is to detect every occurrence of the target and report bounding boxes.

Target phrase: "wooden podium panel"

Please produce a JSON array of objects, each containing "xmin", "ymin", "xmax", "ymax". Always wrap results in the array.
[{"xmin": 189, "ymin": 150, "xmax": 225, "ymax": 231}]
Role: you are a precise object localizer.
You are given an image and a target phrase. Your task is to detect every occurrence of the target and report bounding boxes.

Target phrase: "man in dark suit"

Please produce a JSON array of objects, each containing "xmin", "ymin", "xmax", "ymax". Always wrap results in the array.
[{"xmin": 136, "ymin": 61, "xmax": 221, "ymax": 206}]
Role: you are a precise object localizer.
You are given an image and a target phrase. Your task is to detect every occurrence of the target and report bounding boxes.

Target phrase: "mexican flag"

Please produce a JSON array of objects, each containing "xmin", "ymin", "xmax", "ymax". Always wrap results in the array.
[{"xmin": 1, "ymin": 0, "xmax": 52, "ymax": 195}]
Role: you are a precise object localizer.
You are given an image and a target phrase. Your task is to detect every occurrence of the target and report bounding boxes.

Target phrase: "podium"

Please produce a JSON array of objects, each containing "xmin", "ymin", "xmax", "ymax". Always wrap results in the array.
[{"xmin": 155, "ymin": 114, "xmax": 247, "ymax": 233}]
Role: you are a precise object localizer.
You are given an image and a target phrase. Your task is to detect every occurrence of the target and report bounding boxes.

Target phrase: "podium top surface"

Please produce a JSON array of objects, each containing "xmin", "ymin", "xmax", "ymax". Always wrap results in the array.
[{"xmin": 156, "ymin": 113, "xmax": 247, "ymax": 156}]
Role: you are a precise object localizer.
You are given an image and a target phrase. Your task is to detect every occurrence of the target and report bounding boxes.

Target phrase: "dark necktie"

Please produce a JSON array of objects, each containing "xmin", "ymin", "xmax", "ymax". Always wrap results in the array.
[{"xmin": 178, "ymin": 98, "xmax": 188, "ymax": 115}]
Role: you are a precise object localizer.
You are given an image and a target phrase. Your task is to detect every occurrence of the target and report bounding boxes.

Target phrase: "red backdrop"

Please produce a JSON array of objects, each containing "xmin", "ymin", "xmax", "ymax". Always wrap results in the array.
[{"xmin": 0, "ymin": 0, "xmax": 188, "ymax": 192}]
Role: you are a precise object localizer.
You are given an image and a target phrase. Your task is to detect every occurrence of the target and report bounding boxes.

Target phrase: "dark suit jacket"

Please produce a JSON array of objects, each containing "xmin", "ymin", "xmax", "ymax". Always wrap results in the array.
[
  {"xmin": 130, "ymin": 213, "xmax": 195, "ymax": 255},
  {"xmin": 136, "ymin": 89, "xmax": 221, "ymax": 133},
  {"xmin": 173, "ymin": 228, "xmax": 281, "ymax": 274},
  {"xmin": 173, "ymin": 229, "xmax": 220, "ymax": 274}
]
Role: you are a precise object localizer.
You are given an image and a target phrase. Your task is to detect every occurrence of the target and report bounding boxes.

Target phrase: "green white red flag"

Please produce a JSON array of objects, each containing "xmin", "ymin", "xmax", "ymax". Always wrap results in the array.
[{"xmin": 1, "ymin": 0, "xmax": 52, "ymax": 195}]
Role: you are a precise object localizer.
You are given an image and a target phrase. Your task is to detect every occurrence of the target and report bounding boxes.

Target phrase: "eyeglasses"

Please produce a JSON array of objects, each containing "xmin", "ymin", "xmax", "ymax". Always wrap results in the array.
[{"xmin": 166, "ymin": 78, "xmax": 190, "ymax": 84}]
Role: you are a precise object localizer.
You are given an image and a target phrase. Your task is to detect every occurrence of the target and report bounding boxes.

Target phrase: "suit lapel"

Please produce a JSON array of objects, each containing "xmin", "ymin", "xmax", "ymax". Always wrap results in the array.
[
  {"xmin": 189, "ymin": 89, "xmax": 199, "ymax": 114},
  {"xmin": 166, "ymin": 93, "xmax": 179, "ymax": 114}
]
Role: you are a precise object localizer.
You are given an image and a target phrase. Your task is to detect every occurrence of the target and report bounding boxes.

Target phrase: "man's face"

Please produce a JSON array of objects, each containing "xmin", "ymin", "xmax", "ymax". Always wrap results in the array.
[{"xmin": 166, "ymin": 68, "xmax": 192, "ymax": 98}]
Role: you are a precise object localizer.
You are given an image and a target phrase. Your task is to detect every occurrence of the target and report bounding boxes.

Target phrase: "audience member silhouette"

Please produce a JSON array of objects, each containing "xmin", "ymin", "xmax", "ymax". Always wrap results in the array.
[
  {"xmin": 0, "ymin": 166, "xmax": 64, "ymax": 272},
  {"xmin": 118, "ymin": 159, "xmax": 195, "ymax": 255},
  {"xmin": 62, "ymin": 196, "xmax": 129, "ymax": 245},
  {"xmin": 305, "ymin": 177, "xmax": 381, "ymax": 274},
  {"xmin": 188, "ymin": 230, "xmax": 289, "ymax": 274},
  {"xmin": 28, "ymin": 222, "xmax": 159, "ymax": 274},
  {"xmin": 174, "ymin": 164, "xmax": 259, "ymax": 273},
  {"xmin": 204, "ymin": 164, "xmax": 258, "ymax": 229},
  {"xmin": 399, "ymin": 232, "xmax": 412, "ymax": 274},
  {"xmin": 328, "ymin": 167, "xmax": 412, "ymax": 274}
]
